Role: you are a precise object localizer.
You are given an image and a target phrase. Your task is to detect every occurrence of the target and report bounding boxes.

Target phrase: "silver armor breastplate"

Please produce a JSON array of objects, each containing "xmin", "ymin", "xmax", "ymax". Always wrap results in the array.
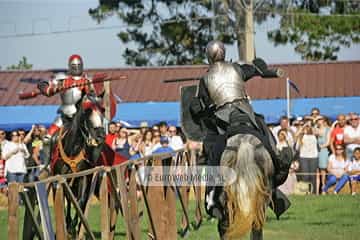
[
  {"xmin": 59, "ymin": 77, "xmax": 83, "ymax": 117},
  {"xmin": 204, "ymin": 62, "xmax": 247, "ymax": 109}
]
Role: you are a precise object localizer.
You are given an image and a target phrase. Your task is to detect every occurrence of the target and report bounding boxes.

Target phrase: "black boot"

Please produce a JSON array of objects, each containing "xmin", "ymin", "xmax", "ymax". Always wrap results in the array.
[
  {"xmin": 274, "ymin": 146, "xmax": 293, "ymax": 186},
  {"xmin": 89, "ymin": 127, "xmax": 105, "ymax": 163},
  {"xmin": 269, "ymin": 188, "xmax": 291, "ymax": 219}
]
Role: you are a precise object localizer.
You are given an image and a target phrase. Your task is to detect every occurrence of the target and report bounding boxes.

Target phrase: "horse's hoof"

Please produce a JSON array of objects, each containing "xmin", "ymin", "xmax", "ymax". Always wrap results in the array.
[
  {"xmin": 192, "ymin": 219, "xmax": 202, "ymax": 230},
  {"xmin": 178, "ymin": 226, "xmax": 189, "ymax": 238}
]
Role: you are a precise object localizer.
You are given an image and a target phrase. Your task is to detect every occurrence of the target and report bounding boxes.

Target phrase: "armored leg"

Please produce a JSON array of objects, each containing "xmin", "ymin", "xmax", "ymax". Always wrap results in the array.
[
  {"xmin": 43, "ymin": 115, "xmax": 63, "ymax": 144},
  {"xmin": 203, "ymin": 134, "xmax": 228, "ymax": 220}
]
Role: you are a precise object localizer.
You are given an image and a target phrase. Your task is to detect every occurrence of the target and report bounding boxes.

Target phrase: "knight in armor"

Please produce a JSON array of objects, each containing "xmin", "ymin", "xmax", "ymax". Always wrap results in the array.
[
  {"xmin": 188, "ymin": 40, "xmax": 292, "ymax": 221},
  {"xmin": 37, "ymin": 54, "xmax": 106, "ymax": 163}
]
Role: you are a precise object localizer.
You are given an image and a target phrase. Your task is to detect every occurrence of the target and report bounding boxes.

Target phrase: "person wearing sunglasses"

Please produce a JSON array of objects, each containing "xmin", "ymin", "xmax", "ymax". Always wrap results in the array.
[
  {"xmin": 168, "ymin": 126, "xmax": 184, "ymax": 151},
  {"xmin": 344, "ymin": 113, "xmax": 360, "ymax": 159},
  {"xmin": 1, "ymin": 130, "xmax": 30, "ymax": 184},
  {"xmin": 322, "ymin": 144, "xmax": 351, "ymax": 194}
]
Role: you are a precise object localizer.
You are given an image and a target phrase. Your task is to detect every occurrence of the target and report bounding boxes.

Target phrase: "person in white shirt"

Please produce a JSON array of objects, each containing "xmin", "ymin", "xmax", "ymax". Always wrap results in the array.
[
  {"xmin": 296, "ymin": 122, "xmax": 319, "ymax": 194},
  {"xmin": 1, "ymin": 130, "xmax": 30, "ymax": 183},
  {"xmin": 272, "ymin": 116, "xmax": 296, "ymax": 148},
  {"xmin": 322, "ymin": 144, "xmax": 351, "ymax": 194},
  {"xmin": 348, "ymin": 147, "xmax": 360, "ymax": 195},
  {"xmin": 168, "ymin": 126, "xmax": 184, "ymax": 151},
  {"xmin": 344, "ymin": 113, "xmax": 360, "ymax": 159}
]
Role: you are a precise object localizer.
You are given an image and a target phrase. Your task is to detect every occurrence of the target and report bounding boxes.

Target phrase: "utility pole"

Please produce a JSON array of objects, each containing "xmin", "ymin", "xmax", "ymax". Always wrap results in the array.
[
  {"xmin": 211, "ymin": 0, "xmax": 216, "ymax": 38},
  {"xmin": 244, "ymin": 0, "xmax": 255, "ymax": 62}
]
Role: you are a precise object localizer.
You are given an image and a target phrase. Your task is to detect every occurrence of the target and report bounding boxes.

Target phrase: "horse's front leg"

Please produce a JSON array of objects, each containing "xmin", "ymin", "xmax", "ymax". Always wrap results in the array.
[{"xmin": 250, "ymin": 228, "xmax": 263, "ymax": 240}]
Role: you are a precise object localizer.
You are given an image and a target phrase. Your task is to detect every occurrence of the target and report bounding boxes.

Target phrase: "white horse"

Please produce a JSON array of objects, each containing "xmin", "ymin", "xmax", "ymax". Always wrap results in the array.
[{"xmin": 220, "ymin": 134, "xmax": 274, "ymax": 240}]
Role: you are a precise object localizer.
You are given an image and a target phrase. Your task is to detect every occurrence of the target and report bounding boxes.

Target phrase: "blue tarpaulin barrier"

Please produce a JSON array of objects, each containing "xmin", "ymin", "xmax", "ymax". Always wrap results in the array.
[{"xmin": 0, "ymin": 96, "xmax": 359, "ymax": 131}]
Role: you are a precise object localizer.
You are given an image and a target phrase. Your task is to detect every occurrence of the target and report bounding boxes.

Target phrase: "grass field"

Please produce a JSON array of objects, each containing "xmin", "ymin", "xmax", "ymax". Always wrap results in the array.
[{"xmin": 0, "ymin": 195, "xmax": 359, "ymax": 239}]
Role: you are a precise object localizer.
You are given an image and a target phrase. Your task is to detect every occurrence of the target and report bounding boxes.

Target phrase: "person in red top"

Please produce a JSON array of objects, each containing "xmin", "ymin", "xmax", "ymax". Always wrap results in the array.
[
  {"xmin": 105, "ymin": 121, "xmax": 118, "ymax": 147},
  {"xmin": 329, "ymin": 114, "xmax": 347, "ymax": 153}
]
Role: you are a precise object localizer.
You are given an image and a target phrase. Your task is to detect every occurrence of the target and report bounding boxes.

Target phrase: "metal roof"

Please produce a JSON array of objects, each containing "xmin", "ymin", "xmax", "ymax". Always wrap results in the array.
[{"xmin": 0, "ymin": 61, "xmax": 359, "ymax": 106}]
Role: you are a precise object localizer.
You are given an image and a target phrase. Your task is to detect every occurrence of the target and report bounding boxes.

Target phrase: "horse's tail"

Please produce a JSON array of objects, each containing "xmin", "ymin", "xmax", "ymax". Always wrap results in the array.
[{"xmin": 222, "ymin": 135, "xmax": 272, "ymax": 239}]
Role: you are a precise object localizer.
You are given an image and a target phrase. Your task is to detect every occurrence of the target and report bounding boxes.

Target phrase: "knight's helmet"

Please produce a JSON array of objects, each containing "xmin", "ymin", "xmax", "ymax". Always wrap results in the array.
[
  {"xmin": 206, "ymin": 40, "xmax": 226, "ymax": 64},
  {"xmin": 68, "ymin": 54, "xmax": 83, "ymax": 76}
]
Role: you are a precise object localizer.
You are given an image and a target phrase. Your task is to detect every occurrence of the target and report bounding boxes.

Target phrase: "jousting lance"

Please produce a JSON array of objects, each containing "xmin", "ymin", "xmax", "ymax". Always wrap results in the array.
[
  {"xmin": 18, "ymin": 73, "xmax": 127, "ymax": 100},
  {"xmin": 163, "ymin": 77, "xmax": 203, "ymax": 83}
]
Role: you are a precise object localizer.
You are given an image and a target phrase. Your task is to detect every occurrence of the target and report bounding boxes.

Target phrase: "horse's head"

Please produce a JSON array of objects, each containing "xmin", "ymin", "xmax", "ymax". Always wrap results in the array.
[
  {"xmin": 61, "ymin": 104, "xmax": 89, "ymax": 157},
  {"xmin": 55, "ymin": 101, "xmax": 104, "ymax": 173}
]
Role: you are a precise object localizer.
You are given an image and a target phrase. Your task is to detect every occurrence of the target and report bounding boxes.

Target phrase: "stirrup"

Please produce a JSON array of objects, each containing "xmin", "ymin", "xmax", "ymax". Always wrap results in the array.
[{"xmin": 87, "ymin": 138, "xmax": 99, "ymax": 146}]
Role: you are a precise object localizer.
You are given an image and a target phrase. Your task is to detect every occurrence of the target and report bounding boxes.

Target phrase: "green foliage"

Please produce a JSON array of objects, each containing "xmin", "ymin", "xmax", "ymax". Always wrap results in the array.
[
  {"xmin": 268, "ymin": 10, "xmax": 360, "ymax": 61},
  {"xmin": 89, "ymin": 0, "xmax": 216, "ymax": 66},
  {"xmin": 7, "ymin": 56, "xmax": 33, "ymax": 70},
  {"xmin": 89, "ymin": 0, "xmax": 360, "ymax": 65}
]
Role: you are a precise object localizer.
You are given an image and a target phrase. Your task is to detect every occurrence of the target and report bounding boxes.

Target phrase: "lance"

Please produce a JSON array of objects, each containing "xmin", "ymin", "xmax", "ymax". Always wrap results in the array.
[
  {"xmin": 18, "ymin": 73, "xmax": 127, "ymax": 100},
  {"xmin": 163, "ymin": 76, "xmax": 203, "ymax": 83}
]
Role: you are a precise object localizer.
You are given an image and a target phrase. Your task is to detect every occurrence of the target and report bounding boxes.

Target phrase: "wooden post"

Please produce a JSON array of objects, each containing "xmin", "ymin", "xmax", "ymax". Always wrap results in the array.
[
  {"xmin": 8, "ymin": 183, "xmax": 19, "ymax": 240},
  {"xmin": 54, "ymin": 183, "xmax": 66, "ymax": 240},
  {"xmin": 146, "ymin": 156, "xmax": 177, "ymax": 239},
  {"xmin": 100, "ymin": 172, "xmax": 110, "ymax": 240}
]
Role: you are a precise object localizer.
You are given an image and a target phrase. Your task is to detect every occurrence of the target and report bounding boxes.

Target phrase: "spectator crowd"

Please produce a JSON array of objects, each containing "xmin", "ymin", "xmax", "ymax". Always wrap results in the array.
[
  {"xmin": 273, "ymin": 108, "xmax": 360, "ymax": 195},
  {"xmin": 0, "ymin": 107, "xmax": 359, "ymax": 196}
]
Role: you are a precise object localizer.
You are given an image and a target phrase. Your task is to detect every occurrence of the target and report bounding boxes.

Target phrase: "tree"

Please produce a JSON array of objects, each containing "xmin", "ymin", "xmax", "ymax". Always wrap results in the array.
[
  {"xmin": 89, "ymin": 0, "xmax": 211, "ymax": 66},
  {"xmin": 89, "ymin": 0, "xmax": 360, "ymax": 65},
  {"xmin": 89, "ymin": 0, "xmax": 273, "ymax": 66},
  {"xmin": 7, "ymin": 56, "xmax": 33, "ymax": 70},
  {"xmin": 267, "ymin": 1, "xmax": 360, "ymax": 61}
]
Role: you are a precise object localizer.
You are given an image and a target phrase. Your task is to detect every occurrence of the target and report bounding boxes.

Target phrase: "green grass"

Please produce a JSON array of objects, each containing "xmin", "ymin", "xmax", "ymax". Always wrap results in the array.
[{"xmin": 1, "ymin": 195, "xmax": 359, "ymax": 239}]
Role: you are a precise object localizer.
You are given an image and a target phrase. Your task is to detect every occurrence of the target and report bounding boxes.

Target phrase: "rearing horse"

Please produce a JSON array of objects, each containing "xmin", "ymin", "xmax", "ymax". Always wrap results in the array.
[{"xmin": 220, "ymin": 134, "xmax": 274, "ymax": 240}]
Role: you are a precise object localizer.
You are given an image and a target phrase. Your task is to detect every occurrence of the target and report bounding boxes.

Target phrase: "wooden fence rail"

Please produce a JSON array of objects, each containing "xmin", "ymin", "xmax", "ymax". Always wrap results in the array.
[{"xmin": 7, "ymin": 148, "xmax": 203, "ymax": 240}]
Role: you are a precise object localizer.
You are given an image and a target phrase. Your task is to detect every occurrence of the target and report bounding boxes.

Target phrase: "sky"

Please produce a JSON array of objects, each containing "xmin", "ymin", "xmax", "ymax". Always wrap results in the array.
[{"xmin": 0, "ymin": 0, "xmax": 359, "ymax": 70}]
